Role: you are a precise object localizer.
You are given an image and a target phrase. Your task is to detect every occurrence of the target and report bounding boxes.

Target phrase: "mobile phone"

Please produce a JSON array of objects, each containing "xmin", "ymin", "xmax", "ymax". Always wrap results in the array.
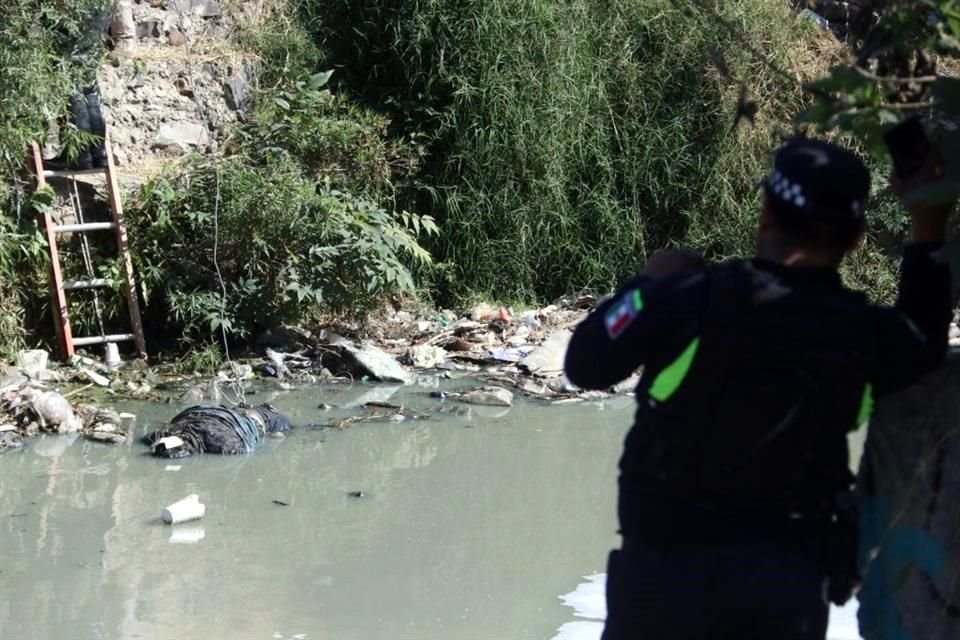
[{"xmin": 884, "ymin": 116, "xmax": 931, "ymax": 181}]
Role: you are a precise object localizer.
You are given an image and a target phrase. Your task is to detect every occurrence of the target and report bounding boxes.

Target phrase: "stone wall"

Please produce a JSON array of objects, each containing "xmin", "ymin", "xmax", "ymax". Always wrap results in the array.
[{"xmin": 98, "ymin": 0, "xmax": 259, "ymax": 177}]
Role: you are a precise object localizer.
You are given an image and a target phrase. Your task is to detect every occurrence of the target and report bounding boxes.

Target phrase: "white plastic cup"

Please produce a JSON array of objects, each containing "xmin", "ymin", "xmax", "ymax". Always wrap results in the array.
[
  {"xmin": 161, "ymin": 494, "xmax": 205, "ymax": 525},
  {"xmin": 104, "ymin": 343, "xmax": 121, "ymax": 369}
]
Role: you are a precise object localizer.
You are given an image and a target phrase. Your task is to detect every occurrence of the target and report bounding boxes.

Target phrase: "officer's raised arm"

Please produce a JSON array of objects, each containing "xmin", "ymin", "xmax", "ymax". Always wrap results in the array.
[
  {"xmin": 874, "ymin": 136, "xmax": 955, "ymax": 395},
  {"xmin": 564, "ymin": 248, "xmax": 706, "ymax": 391}
]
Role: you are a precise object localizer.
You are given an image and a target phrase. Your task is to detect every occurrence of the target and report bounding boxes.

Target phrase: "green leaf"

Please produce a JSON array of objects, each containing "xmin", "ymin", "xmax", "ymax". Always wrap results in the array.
[
  {"xmin": 308, "ymin": 70, "xmax": 334, "ymax": 90},
  {"xmin": 273, "ymin": 97, "xmax": 291, "ymax": 110}
]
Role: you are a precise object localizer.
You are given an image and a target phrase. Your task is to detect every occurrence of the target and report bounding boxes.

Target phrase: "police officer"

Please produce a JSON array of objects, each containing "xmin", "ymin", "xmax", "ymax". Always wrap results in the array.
[{"xmin": 564, "ymin": 137, "xmax": 953, "ymax": 640}]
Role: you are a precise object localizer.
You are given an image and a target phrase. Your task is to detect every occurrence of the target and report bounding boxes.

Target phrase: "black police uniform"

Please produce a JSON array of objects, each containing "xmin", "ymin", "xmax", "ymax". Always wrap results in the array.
[{"xmin": 564, "ymin": 141, "xmax": 952, "ymax": 640}]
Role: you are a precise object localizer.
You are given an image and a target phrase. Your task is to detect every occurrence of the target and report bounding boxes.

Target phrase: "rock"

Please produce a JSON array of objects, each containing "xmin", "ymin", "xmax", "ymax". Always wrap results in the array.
[
  {"xmin": 410, "ymin": 344, "xmax": 447, "ymax": 369},
  {"xmin": 150, "ymin": 0, "xmax": 167, "ymax": 7},
  {"xmin": 168, "ymin": 29, "xmax": 187, "ymax": 47},
  {"xmin": 224, "ymin": 65, "xmax": 254, "ymax": 112},
  {"xmin": 110, "ymin": 4, "xmax": 136, "ymax": 41},
  {"xmin": 613, "ymin": 374, "xmax": 641, "ymax": 394},
  {"xmin": 462, "ymin": 386, "xmax": 514, "ymax": 407},
  {"xmin": 85, "ymin": 430, "xmax": 127, "ymax": 445},
  {"xmin": 137, "ymin": 20, "xmax": 162, "ymax": 39},
  {"xmin": 154, "ymin": 122, "xmax": 209, "ymax": 149},
  {"xmin": 169, "ymin": 0, "xmax": 204, "ymax": 12},
  {"xmin": 329, "ymin": 335, "xmax": 413, "ymax": 384},
  {"xmin": 546, "ymin": 375, "xmax": 581, "ymax": 395},
  {"xmin": 16, "ymin": 350, "xmax": 49, "ymax": 379},
  {"xmin": 201, "ymin": 1, "xmax": 223, "ymax": 18},
  {"xmin": 80, "ymin": 367, "xmax": 111, "ymax": 387},
  {"xmin": 520, "ymin": 330, "xmax": 572, "ymax": 377},
  {"xmin": 515, "ymin": 378, "xmax": 553, "ymax": 397},
  {"xmin": 0, "ymin": 429, "xmax": 22, "ymax": 453},
  {"xmin": 31, "ymin": 391, "xmax": 82, "ymax": 433},
  {"xmin": 178, "ymin": 384, "xmax": 205, "ymax": 404}
]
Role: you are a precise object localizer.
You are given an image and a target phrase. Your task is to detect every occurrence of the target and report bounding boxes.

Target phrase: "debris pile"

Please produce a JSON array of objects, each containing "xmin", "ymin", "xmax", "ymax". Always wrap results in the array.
[
  {"xmin": 0, "ymin": 380, "xmax": 132, "ymax": 452},
  {"xmin": 255, "ymin": 295, "xmax": 619, "ymax": 405}
]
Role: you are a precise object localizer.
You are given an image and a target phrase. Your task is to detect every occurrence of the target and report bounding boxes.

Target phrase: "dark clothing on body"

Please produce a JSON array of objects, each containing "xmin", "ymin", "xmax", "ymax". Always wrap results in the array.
[{"xmin": 565, "ymin": 242, "xmax": 951, "ymax": 639}]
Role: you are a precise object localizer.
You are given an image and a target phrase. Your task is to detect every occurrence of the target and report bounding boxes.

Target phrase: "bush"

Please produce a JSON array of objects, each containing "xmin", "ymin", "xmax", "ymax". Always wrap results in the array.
[
  {"xmin": 0, "ymin": 0, "xmax": 111, "ymax": 357},
  {"xmin": 127, "ymin": 153, "xmax": 436, "ymax": 345}
]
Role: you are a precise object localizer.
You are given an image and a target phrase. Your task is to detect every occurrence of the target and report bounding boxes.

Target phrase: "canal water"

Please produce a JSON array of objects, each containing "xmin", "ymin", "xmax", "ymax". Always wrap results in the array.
[{"xmin": 0, "ymin": 379, "xmax": 863, "ymax": 639}]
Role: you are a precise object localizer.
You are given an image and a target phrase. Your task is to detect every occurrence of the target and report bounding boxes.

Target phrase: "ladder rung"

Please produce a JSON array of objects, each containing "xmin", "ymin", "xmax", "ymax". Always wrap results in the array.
[
  {"xmin": 63, "ymin": 278, "xmax": 110, "ymax": 291},
  {"xmin": 42, "ymin": 168, "xmax": 107, "ymax": 178},
  {"xmin": 52, "ymin": 221, "xmax": 117, "ymax": 233},
  {"xmin": 72, "ymin": 334, "xmax": 134, "ymax": 347}
]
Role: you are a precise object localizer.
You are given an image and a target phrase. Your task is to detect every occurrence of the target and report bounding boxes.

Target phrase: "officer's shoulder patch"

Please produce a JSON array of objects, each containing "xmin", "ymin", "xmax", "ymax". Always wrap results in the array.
[{"xmin": 604, "ymin": 288, "xmax": 644, "ymax": 339}]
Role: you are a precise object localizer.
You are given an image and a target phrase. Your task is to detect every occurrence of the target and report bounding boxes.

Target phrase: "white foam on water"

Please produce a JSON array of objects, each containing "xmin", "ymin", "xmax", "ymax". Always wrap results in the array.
[{"xmin": 552, "ymin": 574, "xmax": 863, "ymax": 640}]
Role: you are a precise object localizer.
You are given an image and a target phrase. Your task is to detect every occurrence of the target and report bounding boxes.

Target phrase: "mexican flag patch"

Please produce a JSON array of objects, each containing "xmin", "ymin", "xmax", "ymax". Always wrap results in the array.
[{"xmin": 604, "ymin": 289, "xmax": 644, "ymax": 339}]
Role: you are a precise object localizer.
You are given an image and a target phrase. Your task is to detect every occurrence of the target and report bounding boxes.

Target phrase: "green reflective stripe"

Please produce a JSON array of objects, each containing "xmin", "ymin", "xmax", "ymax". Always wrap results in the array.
[
  {"xmin": 857, "ymin": 383, "xmax": 874, "ymax": 427},
  {"xmin": 649, "ymin": 338, "xmax": 700, "ymax": 402},
  {"xmin": 632, "ymin": 289, "xmax": 644, "ymax": 313}
]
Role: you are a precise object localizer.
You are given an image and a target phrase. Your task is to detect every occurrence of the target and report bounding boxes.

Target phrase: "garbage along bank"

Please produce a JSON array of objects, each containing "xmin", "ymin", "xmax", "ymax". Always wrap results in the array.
[
  {"xmin": 0, "ymin": 379, "xmax": 133, "ymax": 453},
  {"xmin": 3, "ymin": 293, "xmax": 959, "ymax": 460},
  {"xmin": 0, "ymin": 295, "xmax": 621, "ymax": 455}
]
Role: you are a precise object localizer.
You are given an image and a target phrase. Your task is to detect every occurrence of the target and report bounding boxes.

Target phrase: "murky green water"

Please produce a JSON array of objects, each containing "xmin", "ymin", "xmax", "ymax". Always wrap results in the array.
[{"xmin": 0, "ymin": 379, "xmax": 632, "ymax": 640}]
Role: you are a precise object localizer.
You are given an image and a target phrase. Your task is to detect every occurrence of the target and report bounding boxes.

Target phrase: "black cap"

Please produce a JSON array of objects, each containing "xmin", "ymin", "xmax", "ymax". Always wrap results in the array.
[{"xmin": 763, "ymin": 138, "xmax": 871, "ymax": 224}]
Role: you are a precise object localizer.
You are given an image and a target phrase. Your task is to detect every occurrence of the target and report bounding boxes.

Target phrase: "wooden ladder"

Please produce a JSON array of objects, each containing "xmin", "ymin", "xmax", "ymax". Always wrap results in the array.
[{"xmin": 28, "ymin": 133, "xmax": 147, "ymax": 362}]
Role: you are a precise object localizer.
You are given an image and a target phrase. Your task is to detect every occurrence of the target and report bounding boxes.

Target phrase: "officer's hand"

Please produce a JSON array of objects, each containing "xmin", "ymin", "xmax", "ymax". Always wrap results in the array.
[
  {"xmin": 640, "ymin": 248, "xmax": 705, "ymax": 279},
  {"xmin": 892, "ymin": 148, "xmax": 954, "ymax": 244}
]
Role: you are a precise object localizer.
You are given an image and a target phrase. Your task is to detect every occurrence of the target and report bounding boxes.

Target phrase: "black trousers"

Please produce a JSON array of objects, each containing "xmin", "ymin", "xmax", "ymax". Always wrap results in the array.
[{"xmin": 601, "ymin": 541, "xmax": 829, "ymax": 640}]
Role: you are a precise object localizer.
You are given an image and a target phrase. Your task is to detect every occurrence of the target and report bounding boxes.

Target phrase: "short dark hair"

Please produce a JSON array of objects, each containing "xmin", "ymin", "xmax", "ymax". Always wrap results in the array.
[{"xmin": 765, "ymin": 190, "xmax": 865, "ymax": 255}]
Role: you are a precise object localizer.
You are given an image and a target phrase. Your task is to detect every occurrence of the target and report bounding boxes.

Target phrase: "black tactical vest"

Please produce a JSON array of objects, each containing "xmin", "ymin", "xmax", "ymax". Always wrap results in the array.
[{"xmin": 618, "ymin": 260, "xmax": 875, "ymax": 539}]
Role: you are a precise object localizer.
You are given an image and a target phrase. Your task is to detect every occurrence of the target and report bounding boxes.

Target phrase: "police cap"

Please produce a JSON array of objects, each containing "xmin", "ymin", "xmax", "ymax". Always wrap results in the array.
[{"xmin": 763, "ymin": 137, "xmax": 871, "ymax": 225}]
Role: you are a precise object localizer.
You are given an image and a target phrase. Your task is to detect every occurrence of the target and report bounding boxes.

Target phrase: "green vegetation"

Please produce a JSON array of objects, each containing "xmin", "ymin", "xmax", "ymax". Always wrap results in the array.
[
  {"xmin": 4, "ymin": 0, "xmax": 953, "ymax": 358},
  {"xmin": 124, "ymin": 34, "xmax": 437, "ymax": 348},
  {"xmin": 798, "ymin": 0, "xmax": 960, "ymax": 220},
  {"xmin": 0, "ymin": 0, "xmax": 111, "ymax": 358},
  {"xmin": 306, "ymin": 0, "xmax": 910, "ymax": 302},
  {"xmin": 128, "ymin": 154, "xmax": 436, "ymax": 346},
  {"xmin": 797, "ymin": 0, "xmax": 960, "ymax": 297}
]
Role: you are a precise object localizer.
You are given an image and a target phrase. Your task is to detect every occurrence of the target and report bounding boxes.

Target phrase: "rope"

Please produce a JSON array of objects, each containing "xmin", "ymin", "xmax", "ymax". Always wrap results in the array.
[{"xmin": 169, "ymin": 3, "xmax": 246, "ymax": 406}]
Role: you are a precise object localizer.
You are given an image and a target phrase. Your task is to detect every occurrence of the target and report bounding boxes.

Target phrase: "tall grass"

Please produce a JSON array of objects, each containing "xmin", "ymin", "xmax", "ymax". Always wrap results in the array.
[{"xmin": 310, "ymin": 0, "xmax": 873, "ymax": 302}]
